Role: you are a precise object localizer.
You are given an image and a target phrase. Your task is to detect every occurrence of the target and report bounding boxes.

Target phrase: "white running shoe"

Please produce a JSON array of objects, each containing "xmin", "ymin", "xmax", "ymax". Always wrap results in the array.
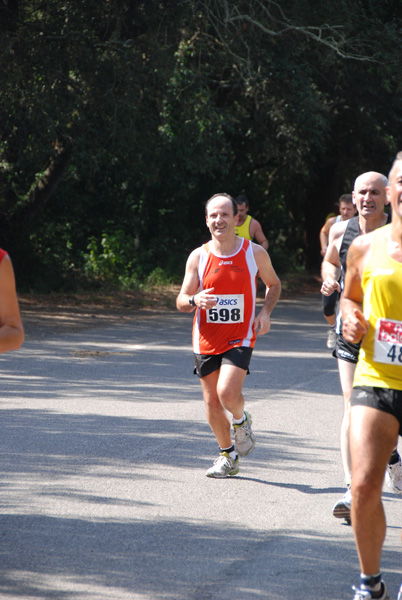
[
  {"xmin": 385, "ymin": 456, "xmax": 402, "ymax": 494},
  {"xmin": 333, "ymin": 486, "xmax": 352, "ymax": 523},
  {"xmin": 206, "ymin": 452, "xmax": 239, "ymax": 478},
  {"xmin": 326, "ymin": 328, "xmax": 337, "ymax": 349},
  {"xmin": 233, "ymin": 411, "xmax": 256, "ymax": 456},
  {"xmin": 351, "ymin": 582, "xmax": 390, "ymax": 599},
  {"xmin": 397, "ymin": 582, "xmax": 402, "ymax": 600}
]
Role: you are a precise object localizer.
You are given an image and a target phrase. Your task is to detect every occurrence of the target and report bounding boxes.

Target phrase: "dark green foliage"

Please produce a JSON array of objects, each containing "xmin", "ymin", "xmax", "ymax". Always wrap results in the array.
[{"xmin": 1, "ymin": 0, "xmax": 402, "ymax": 290}]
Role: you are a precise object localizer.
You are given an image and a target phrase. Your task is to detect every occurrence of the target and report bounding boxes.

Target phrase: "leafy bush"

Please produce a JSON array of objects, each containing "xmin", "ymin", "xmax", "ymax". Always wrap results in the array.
[{"xmin": 83, "ymin": 231, "xmax": 139, "ymax": 285}]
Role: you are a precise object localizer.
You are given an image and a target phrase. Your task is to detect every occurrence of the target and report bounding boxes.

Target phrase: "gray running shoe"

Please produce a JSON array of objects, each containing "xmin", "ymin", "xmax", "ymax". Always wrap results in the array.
[
  {"xmin": 333, "ymin": 486, "xmax": 352, "ymax": 523},
  {"xmin": 351, "ymin": 582, "xmax": 390, "ymax": 599},
  {"xmin": 206, "ymin": 452, "xmax": 239, "ymax": 478},
  {"xmin": 326, "ymin": 328, "xmax": 337, "ymax": 349},
  {"xmin": 233, "ymin": 411, "xmax": 256, "ymax": 456},
  {"xmin": 385, "ymin": 456, "xmax": 402, "ymax": 494}
]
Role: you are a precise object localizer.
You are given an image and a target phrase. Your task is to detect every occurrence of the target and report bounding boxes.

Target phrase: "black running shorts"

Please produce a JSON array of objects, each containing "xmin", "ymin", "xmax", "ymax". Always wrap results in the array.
[
  {"xmin": 332, "ymin": 332, "xmax": 361, "ymax": 364},
  {"xmin": 193, "ymin": 347, "xmax": 253, "ymax": 378},
  {"xmin": 351, "ymin": 386, "xmax": 402, "ymax": 435}
]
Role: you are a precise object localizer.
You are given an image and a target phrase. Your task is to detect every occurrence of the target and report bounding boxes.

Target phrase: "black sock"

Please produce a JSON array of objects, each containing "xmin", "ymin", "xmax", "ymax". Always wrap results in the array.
[{"xmin": 220, "ymin": 445, "xmax": 237, "ymax": 460}]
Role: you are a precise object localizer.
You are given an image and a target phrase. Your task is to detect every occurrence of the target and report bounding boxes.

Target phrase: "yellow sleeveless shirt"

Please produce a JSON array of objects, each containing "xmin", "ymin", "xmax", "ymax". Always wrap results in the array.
[
  {"xmin": 235, "ymin": 214, "xmax": 252, "ymax": 240},
  {"xmin": 354, "ymin": 225, "xmax": 402, "ymax": 390}
]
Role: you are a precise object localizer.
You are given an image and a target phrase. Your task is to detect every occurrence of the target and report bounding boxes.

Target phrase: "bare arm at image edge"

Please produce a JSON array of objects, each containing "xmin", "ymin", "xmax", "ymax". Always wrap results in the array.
[{"xmin": 0, "ymin": 255, "xmax": 24, "ymax": 353}]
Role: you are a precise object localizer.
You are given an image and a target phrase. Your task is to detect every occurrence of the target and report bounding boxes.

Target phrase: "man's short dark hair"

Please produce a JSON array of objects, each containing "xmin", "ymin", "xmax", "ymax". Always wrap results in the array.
[
  {"xmin": 234, "ymin": 195, "xmax": 249, "ymax": 207},
  {"xmin": 205, "ymin": 193, "xmax": 238, "ymax": 216},
  {"xmin": 338, "ymin": 194, "xmax": 353, "ymax": 204}
]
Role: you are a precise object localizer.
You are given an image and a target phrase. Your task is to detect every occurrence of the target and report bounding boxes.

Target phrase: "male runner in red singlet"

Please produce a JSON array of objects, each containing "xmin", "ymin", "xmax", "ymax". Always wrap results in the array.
[
  {"xmin": 340, "ymin": 152, "xmax": 402, "ymax": 600},
  {"xmin": 176, "ymin": 193, "xmax": 281, "ymax": 478},
  {"xmin": 0, "ymin": 248, "xmax": 24, "ymax": 352}
]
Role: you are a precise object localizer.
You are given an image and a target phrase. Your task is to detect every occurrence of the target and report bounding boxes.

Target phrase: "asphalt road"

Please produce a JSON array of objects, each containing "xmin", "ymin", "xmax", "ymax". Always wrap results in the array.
[{"xmin": 0, "ymin": 294, "xmax": 401, "ymax": 600}]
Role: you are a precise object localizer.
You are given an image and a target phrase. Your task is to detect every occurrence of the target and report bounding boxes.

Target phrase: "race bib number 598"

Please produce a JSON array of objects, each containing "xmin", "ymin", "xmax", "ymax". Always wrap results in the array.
[
  {"xmin": 374, "ymin": 318, "xmax": 402, "ymax": 364},
  {"xmin": 206, "ymin": 294, "xmax": 244, "ymax": 324}
]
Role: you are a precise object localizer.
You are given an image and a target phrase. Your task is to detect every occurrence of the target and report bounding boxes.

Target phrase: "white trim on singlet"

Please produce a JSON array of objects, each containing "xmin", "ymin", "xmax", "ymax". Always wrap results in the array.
[
  {"xmin": 193, "ymin": 238, "xmax": 257, "ymax": 353},
  {"xmin": 243, "ymin": 240, "xmax": 258, "ymax": 346}
]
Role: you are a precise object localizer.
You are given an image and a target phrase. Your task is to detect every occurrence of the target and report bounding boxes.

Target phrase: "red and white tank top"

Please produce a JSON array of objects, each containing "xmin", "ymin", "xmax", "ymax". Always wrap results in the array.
[
  {"xmin": 0, "ymin": 249, "xmax": 7, "ymax": 264},
  {"xmin": 192, "ymin": 238, "xmax": 258, "ymax": 355}
]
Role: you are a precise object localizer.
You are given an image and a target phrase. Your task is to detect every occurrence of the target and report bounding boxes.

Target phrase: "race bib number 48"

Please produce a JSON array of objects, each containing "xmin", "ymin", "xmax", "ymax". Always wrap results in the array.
[
  {"xmin": 374, "ymin": 318, "xmax": 402, "ymax": 365},
  {"xmin": 206, "ymin": 294, "xmax": 244, "ymax": 324}
]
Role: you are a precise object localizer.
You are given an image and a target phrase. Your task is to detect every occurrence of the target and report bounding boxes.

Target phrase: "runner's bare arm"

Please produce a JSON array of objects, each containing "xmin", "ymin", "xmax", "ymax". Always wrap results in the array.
[
  {"xmin": 0, "ymin": 255, "xmax": 24, "ymax": 353},
  {"xmin": 250, "ymin": 219, "xmax": 269, "ymax": 250},
  {"xmin": 320, "ymin": 221, "xmax": 348, "ymax": 295},
  {"xmin": 176, "ymin": 249, "xmax": 217, "ymax": 313},
  {"xmin": 341, "ymin": 236, "xmax": 370, "ymax": 343},
  {"xmin": 319, "ymin": 216, "xmax": 336, "ymax": 256},
  {"xmin": 252, "ymin": 245, "xmax": 281, "ymax": 335},
  {"xmin": 321, "ymin": 239, "xmax": 342, "ymax": 295},
  {"xmin": 328, "ymin": 219, "xmax": 348, "ymax": 246}
]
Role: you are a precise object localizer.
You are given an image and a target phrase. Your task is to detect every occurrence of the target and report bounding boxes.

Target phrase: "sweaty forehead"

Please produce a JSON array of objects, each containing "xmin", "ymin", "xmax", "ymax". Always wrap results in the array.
[
  {"xmin": 207, "ymin": 197, "xmax": 233, "ymax": 214},
  {"xmin": 355, "ymin": 177, "xmax": 384, "ymax": 192}
]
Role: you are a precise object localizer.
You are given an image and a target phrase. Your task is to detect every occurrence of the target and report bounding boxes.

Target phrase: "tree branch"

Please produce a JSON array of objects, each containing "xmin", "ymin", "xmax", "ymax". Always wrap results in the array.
[{"xmin": 198, "ymin": 0, "xmax": 379, "ymax": 64}]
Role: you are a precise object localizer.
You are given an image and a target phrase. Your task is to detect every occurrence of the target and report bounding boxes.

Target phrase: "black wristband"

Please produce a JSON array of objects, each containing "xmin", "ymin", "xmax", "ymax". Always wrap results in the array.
[{"xmin": 189, "ymin": 295, "xmax": 196, "ymax": 307}]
